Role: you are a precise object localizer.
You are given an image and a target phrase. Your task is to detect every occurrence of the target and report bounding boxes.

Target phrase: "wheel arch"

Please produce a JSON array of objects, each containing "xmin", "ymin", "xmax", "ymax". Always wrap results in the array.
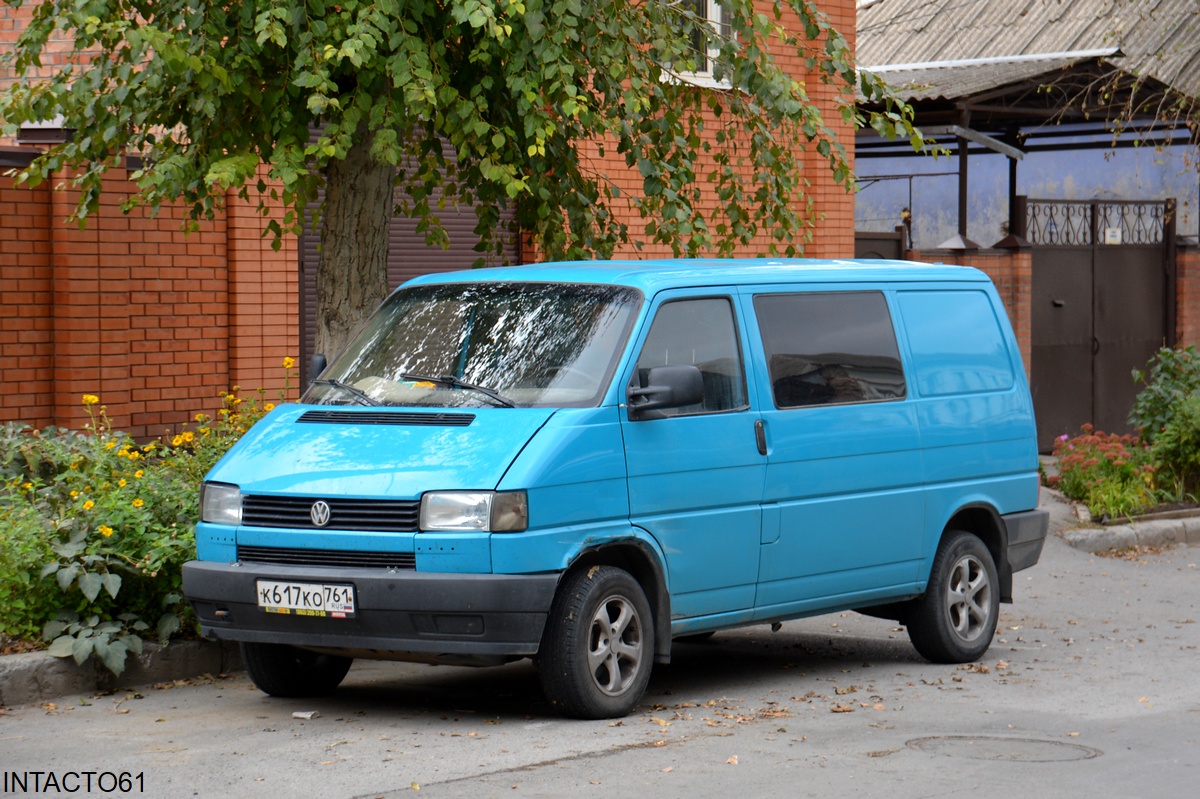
[
  {"xmin": 941, "ymin": 503, "xmax": 1013, "ymax": 603},
  {"xmin": 562, "ymin": 539, "xmax": 672, "ymax": 664}
]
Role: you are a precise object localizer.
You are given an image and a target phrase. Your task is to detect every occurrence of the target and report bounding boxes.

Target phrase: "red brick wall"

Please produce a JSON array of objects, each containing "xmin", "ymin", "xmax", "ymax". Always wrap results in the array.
[
  {"xmin": 907, "ymin": 249, "xmax": 1034, "ymax": 381},
  {"xmin": 0, "ymin": 165, "xmax": 54, "ymax": 428},
  {"xmin": 563, "ymin": 0, "xmax": 857, "ymax": 261},
  {"xmin": 0, "ymin": 162, "xmax": 300, "ymax": 439},
  {"xmin": 1177, "ymin": 245, "xmax": 1200, "ymax": 348}
]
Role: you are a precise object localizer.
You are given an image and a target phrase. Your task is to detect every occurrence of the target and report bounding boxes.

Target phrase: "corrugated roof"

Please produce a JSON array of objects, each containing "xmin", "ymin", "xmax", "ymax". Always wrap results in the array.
[{"xmin": 858, "ymin": 0, "xmax": 1200, "ymax": 102}]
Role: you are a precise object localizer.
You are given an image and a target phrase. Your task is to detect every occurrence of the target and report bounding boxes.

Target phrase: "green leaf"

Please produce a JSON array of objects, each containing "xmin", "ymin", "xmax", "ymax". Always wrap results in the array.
[
  {"xmin": 71, "ymin": 635, "xmax": 94, "ymax": 666},
  {"xmin": 79, "ymin": 572, "xmax": 103, "ymax": 602},
  {"xmin": 47, "ymin": 636, "xmax": 76, "ymax": 658},
  {"xmin": 102, "ymin": 573, "xmax": 122, "ymax": 599}
]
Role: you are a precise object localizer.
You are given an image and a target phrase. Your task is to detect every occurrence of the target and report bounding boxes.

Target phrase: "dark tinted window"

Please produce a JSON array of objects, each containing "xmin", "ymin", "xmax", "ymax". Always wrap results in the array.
[
  {"xmin": 632, "ymin": 297, "xmax": 747, "ymax": 416},
  {"xmin": 753, "ymin": 292, "xmax": 906, "ymax": 408}
]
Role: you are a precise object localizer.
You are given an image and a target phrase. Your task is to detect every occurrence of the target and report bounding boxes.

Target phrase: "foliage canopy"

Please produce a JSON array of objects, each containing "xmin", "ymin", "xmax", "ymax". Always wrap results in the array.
[{"xmin": 1, "ymin": 0, "xmax": 920, "ymax": 351}]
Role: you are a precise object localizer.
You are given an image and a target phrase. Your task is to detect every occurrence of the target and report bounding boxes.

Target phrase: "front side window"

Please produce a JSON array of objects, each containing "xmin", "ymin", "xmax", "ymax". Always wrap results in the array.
[
  {"xmin": 754, "ymin": 292, "xmax": 906, "ymax": 409},
  {"xmin": 303, "ymin": 283, "xmax": 641, "ymax": 408},
  {"xmin": 631, "ymin": 297, "xmax": 747, "ymax": 417}
]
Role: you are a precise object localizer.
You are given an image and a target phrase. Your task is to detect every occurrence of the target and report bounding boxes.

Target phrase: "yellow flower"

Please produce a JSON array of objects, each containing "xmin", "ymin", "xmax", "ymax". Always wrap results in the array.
[
  {"xmin": 118, "ymin": 478, "xmax": 127, "ymax": 488},
  {"xmin": 282, "ymin": 357, "xmax": 296, "ymax": 369},
  {"xmin": 22, "ymin": 482, "xmax": 32, "ymax": 491},
  {"xmin": 134, "ymin": 470, "xmax": 144, "ymax": 479},
  {"xmin": 83, "ymin": 500, "xmax": 95, "ymax": 510},
  {"xmin": 98, "ymin": 525, "xmax": 114, "ymax": 538},
  {"xmin": 132, "ymin": 498, "xmax": 144, "ymax": 508},
  {"xmin": 70, "ymin": 490, "xmax": 79, "ymax": 498},
  {"xmin": 182, "ymin": 431, "xmax": 195, "ymax": 443},
  {"xmin": 105, "ymin": 441, "xmax": 117, "ymax": 450},
  {"xmin": 82, "ymin": 394, "xmax": 99, "ymax": 406},
  {"xmin": 264, "ymin": 403, "xmax": 275, "ymax": 412},
  {"xmin": 172, "ymin": 435, "xmax": 183, "ymax": 447},
  {"xmin": 127, "ymin": 451, "xmax": 141, "ymax": 461},
  {"xmin": 195, "ymin": 413, "xmax": 208, "ymax": 423}
]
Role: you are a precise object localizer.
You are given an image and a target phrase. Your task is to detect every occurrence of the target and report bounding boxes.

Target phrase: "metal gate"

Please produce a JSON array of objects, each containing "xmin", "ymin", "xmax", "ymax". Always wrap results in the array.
[{"xmin": 1021, "ymin": 197, "xmax": 1176, "ymax": 451}]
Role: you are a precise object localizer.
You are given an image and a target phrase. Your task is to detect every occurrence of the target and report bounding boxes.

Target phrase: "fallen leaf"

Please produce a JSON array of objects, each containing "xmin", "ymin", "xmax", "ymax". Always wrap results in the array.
[
  {"xmin": 830, "ymin": 705, "xmax": 855, "ymax": 713},
  {"xmin": 726, "ymin": 756, "xmax": 739, "ymax": 765},
  {"xmin": 661, "ymin": 767, "xmax": 673, "ymax": 773},
  {"xmin": 650, "ymin": 717, "xmax": 671, "ymax": 727},
  {"xmin": 411, "ymin": 783, "xmax": 420, "ymax": 791}
]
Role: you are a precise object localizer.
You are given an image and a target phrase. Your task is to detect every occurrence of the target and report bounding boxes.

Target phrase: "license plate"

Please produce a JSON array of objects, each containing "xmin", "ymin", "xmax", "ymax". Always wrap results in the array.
[{"xmin": 256, "ymin": 580, "xmax": 356, "ymax": 619}]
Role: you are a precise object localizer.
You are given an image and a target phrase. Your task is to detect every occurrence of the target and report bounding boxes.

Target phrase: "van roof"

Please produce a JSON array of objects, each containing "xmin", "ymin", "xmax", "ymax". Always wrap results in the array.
[{"xmin": 402, "ymin": 259, "xmax": 991, "ymax": 294}]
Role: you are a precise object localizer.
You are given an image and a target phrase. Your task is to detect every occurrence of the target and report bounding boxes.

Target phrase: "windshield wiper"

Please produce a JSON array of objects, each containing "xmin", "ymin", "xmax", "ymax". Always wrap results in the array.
[
  {"xmin": 398, "ymin": 373, "xmax": 516, "ymax": 408},
  {"xmin": 312, "ymin": 378, "xmax": 381, "ymax": 406}
]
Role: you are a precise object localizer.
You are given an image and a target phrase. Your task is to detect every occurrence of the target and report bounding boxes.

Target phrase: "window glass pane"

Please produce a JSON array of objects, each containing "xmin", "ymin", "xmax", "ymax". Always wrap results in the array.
[
  {"xmin": 634, "ymin": 297, "xmax": 747, "ymax": 415},
  {"xmin": 753, "ymin": 292, "xmax": 906, "ymax": 408},
  {"xmin": 304, "ymin": 283, "xmax": 641, "ymax": 408},
  {"xmin": 897, "ymin": 291, "xmax": 1015, "ymax": 396}
]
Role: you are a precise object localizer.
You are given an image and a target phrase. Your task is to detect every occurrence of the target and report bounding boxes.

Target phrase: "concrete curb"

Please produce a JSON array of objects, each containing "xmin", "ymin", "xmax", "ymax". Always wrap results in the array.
[
  {"xmin": 1058, "ymin": 514, "xmax": 1200, "ymax": 553},
  {"xmin": 0, "ymin": 640, "xmax": 242, "ymax": 707},
  {"xmin": 1042, "ymin": 485, "xmax": 1200, "ymax": 553}
]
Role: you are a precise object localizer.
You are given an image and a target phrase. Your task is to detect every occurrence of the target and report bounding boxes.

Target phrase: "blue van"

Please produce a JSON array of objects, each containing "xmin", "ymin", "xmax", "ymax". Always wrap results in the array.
[{"xmin": 183, "ymin": 259, "xmax": 1047, "ymax": 718}]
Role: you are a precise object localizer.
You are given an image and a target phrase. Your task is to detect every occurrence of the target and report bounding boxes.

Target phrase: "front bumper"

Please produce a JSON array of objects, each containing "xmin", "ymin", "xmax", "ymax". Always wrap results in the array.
[{"xmin": 183, "ymin": 560, "xmax": 559, "ymax": 662}]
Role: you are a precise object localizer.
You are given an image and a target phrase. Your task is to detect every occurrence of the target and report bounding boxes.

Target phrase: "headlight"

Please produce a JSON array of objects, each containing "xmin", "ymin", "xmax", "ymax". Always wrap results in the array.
[
  {"xmin": 419, "ymin": 491, "xmax": 528, "ymax": 532},
  {"xmin": 200, "ymin": 482, "xmax": 243, "ymax": 525}
]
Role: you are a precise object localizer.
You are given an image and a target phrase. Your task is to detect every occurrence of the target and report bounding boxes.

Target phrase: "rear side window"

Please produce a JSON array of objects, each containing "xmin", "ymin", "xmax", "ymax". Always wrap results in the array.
[
  {"xmin": 897, "ymin": 290, "xmax": 1015, "ymax": 396},
  {"xmin": 753, "ymin": 292, "xmax": 906, "ymax": 408}
]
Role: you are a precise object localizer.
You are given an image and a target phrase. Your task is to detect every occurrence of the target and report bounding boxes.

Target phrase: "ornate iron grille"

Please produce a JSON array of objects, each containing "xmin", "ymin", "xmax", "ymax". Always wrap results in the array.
[{"xmin": 1025, "ymin": 199, "xmax": 1168, "ymax": 246}]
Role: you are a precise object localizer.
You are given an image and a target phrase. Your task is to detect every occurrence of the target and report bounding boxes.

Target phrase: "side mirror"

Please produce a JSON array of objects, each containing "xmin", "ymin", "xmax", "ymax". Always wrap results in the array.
[
  {"xmin": 627, "ymin": 365, "xmax": 704, "ymax": 420},
  {"xmin": 307, "ymin": 353, "xmax": 328, "ymax": 387}
]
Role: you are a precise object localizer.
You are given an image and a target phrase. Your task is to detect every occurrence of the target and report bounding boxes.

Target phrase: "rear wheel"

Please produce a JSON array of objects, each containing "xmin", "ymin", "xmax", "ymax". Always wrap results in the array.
[
  {"xmin": 241, "ymin": 642, "xmax": 353, "ymax": 698},
  {"xmin": 906, "ymin": 530, "xmax": 999, "ymax": 663},
  {"xmin": 539, "ymin": 566, "xmax": 654, "ymax": 719}
]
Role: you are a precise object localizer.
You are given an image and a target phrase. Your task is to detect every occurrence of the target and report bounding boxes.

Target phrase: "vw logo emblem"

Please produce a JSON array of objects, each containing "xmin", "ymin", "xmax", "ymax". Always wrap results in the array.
[{"xmin": 310, "ymin": 500, "xmax": 332, "ymax": 527}]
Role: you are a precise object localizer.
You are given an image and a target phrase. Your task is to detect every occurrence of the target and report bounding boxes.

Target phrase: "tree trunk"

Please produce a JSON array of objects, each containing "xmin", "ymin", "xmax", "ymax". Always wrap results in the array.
[{"xmin": 315, "ymin": 127, "xmax": 395, "ymax": 359}]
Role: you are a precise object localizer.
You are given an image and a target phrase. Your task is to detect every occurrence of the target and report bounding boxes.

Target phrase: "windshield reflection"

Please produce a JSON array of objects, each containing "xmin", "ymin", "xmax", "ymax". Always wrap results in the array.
[{"xmin": 302, "ymin": 282, "xmax": 642, "ymax": 408}]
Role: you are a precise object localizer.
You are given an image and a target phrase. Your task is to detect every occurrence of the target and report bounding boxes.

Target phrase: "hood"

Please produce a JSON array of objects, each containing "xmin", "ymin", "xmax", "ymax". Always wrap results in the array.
[{"xmin": 206, "ymin": 405, "xmax": 556, "ymax": 497}]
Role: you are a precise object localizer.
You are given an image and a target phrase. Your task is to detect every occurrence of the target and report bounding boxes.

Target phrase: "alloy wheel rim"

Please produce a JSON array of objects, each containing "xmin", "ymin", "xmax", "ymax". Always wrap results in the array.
[
  {"xmin": 587, "ymin": 594, "xmax": 644, "ymax": 696},
  {"xmin": 946, "ymin": 554, "xmax": 992, "ymax": 643}
]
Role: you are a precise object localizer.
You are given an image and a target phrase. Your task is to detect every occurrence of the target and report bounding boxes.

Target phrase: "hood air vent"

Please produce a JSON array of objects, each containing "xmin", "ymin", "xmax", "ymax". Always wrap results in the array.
[{"xmin": 297, "ymin": 410, "xmax": 476, "ymax": 427}]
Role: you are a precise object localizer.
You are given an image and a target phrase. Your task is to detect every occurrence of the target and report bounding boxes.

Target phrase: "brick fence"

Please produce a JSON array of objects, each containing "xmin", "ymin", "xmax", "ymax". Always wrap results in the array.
[{"xmin": 1, "ymin": 154, "xmax": 298, "ymax": 439}]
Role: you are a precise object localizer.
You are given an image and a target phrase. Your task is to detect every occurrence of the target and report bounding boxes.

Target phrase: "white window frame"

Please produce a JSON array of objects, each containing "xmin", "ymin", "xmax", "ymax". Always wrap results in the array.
[{"xmin": 674, "ymin": 0, "xmax": 732, "ymax": 89}]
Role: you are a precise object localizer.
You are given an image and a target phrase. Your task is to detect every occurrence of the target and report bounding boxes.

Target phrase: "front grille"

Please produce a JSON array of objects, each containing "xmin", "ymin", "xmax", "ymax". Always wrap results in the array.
[
  {"xmin": 238, "ymin": 545, "xmax": 416, "ymax": 570},
  {"xmin": 297, "ymin": 410, "xmax": 475, "ymax": 426},
  {"xmin": 242, "ymin": 496, "xmax": 420, "ymax": 532}
]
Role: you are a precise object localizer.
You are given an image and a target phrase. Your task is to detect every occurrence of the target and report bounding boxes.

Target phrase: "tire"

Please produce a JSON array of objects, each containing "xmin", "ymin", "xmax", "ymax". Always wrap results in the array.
[
  {"xmin": 241, "ymin": 642, "xmax": 353, "ymax": 698},
  {"xmin": 906, "ymin": 530, "xmax": 999, "ymax": 663},
  {"xmin": 539, "ymin": 566, "xmax": 655, "ymax": 719}
]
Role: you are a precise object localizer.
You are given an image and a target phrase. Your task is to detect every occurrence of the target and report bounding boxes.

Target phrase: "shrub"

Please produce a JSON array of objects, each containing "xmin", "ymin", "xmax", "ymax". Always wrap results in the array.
[
  {"xmin": 1050, "ymin": 425, "xmax": 1156, "ymax": 521},
  {"xmin": 0, "ymin": 367, "xmax": 292, "ymax": 674},
  {"xmin": 1147, "ymin": 393, "xmax": 1200, "ymax": 502},
  {"xmin": 1129, "ymin": 345, "xmax": 1200, "ymax": 443}
]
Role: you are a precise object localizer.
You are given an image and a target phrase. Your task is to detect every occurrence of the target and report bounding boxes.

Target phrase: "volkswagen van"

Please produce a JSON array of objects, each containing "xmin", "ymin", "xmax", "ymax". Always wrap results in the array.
[{"xmin": 183, "ymin": 259, "xmax": 1048, "ymax": 718}]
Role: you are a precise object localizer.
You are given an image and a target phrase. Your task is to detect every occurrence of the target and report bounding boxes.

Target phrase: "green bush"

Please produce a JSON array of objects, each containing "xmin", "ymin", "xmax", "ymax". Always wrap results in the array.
[
  {"xmin": 1148, "ymin": 393, "xmax": 1200, "ymax": 503},
  {"xmin": 1129, "ymin": 345, "xmax": 1200, "ymax": 443},
  {"xmin": 0, "ymin": 369, "xmax": 291, "ymax": 674}
]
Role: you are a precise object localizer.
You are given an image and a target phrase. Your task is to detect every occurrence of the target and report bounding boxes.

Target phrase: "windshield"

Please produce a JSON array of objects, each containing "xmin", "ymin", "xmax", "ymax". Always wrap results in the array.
[{"xmin": 302, "ymin": 282, "xmax": 643, "ymax": 408}]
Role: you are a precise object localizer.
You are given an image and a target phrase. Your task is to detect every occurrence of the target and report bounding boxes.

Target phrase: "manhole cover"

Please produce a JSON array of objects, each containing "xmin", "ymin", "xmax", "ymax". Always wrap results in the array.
[{"xmin": 907, "ymin": 736, "xmax": 1102, "ymax": 762}]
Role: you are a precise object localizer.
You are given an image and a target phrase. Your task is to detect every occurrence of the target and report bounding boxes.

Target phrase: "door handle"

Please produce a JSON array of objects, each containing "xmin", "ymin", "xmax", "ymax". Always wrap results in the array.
[{"xmin": 754, "ymin": 419, "xmax": 767, "ymax": 456}]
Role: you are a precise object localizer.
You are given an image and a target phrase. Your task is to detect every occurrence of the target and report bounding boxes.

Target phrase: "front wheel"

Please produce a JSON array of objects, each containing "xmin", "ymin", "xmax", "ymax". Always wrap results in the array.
[
  {"xmin": 906, "ymin": 530, "xmax": 999, "ymax": 663},
  {"xmin": 539, "ymin": 566, "xmax": 655, "ymax": 719},
  {"xmin": 241, "ymin": 642, "xmax": 353, "ymax": 698}
]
